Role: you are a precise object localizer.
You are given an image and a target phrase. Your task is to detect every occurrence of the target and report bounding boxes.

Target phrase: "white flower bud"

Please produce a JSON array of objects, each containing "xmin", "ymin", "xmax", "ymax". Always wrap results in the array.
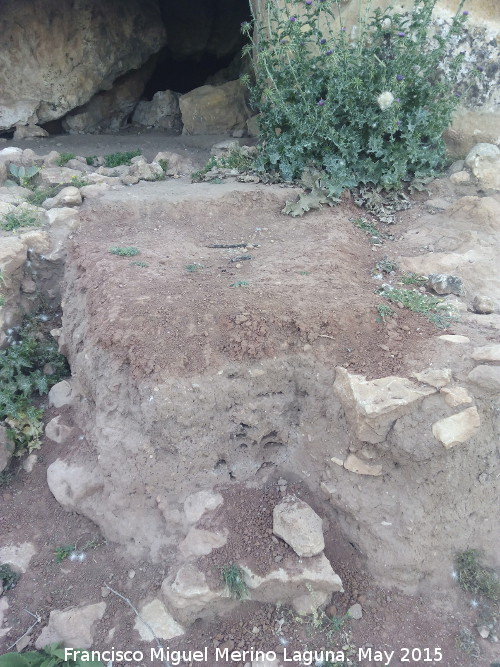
[{"xmin": 377, "ymin": 91, "xmax": 395, "ymax": 111}]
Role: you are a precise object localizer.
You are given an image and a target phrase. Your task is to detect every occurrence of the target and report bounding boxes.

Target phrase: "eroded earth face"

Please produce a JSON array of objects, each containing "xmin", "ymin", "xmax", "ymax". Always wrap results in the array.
[{"xmin": 0, "ymin": 133, "xmax": 499, "ymax": 665}]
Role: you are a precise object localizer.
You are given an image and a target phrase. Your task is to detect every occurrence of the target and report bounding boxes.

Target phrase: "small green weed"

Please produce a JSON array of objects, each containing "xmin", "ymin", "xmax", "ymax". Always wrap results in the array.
[
  {"xmin": 455, "ymin": 549, "xmax": 500, "ymax": 601},
  {"xmin": 351, "ymin": 217, "xmax": 384, "ymax": 243},
  {"xmin": 0, "ymin": 315, "xmax": 69, "ymax": 456},
  {"xmin": 70, "ymin": 175, "xmax": 89, "ymax": 188},
  {"xmin": 209, "ymin": 178, "xmax": 224, "ymax": 184},
  {"xmin": 221, "ymin": 564, "xmax": 248, "ymax": 599},
  {"xmin": 299, "ymin": 271, "xmax": 311, "ymax": 276},
  {"xmin": 1, "ymin": 208, "xmax": 40, "ymax": 231},
  {"xmin": 86, "ymin": 155, "xmax": 97, "ymax": 166},
  {"xmin": 400, "ymin": 272, "xmax": 427, "ymax": 285},
  {"xmin": 104, "ymin": 150, "xmax": 141, "ymax": 168},
  {"xmin": 27, "ymin": 186, "xmax": 59, "ymax": 206},
  {"xmin": 375, "ymin": 257, "xmax": 399, "ymax": 274},
  {"xmin": 0, "ymin": 563, "xmax": 20, "ymax": 591},
  {"xmin": 158, "ymin": 159, "xmax": 169, "ymax": 172},
  {"xmin": 0, "ymin": 296, "xmax": 4, "ymax": 307},
  {"xmin": 378, "ymin": 286, "xmax": 457, "ymax": 328},
  {"xmin": 230, "ymin": 280, "xmax": 249, "ymax": 287},
  {"xmin": 376, "ymin": 303, "xmax": 395, "ymax": 323},
  {"xmin": 131, "ymin": 261, "xmax": 149, "ymax": 268},
  {"xmin": 54, "ymin": 545, "xmax": 76, "ymax": 563},
  {"xmin": 185, "ymin": 263, "xmax": 203, "ymax": 272},
  {"xmin": 55, "ymin": 152, "xmax": 76, "ymax": 167},
  {"xmin": 192, "ymin": 157, "xmax": 218, "ymax": 181},
  {"xmin": 457, "ymin": 628, "xmax": 480, "ymax": 658},
  {"xmin": 0, "ymin": 643, "xmax": 105, "ymax": 667},
  {"xmin": 109, "ymin": 246, "xmax": 140, "ymax": 257}
]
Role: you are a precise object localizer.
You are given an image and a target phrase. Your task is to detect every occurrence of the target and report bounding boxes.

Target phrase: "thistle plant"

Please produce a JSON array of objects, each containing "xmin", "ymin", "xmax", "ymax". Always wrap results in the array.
[{"xmin": 241, "ymin": 0, "xmax": 474, "ymax": 194}]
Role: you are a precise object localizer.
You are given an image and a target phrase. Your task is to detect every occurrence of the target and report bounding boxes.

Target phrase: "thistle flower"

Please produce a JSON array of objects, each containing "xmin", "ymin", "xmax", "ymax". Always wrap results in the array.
[
  {"xmin": 320, "ymin": 38, "xmax": 327, "ymax": 44},
  {"xmin": 398, "ymin": 31, "xmax": 406, "ymax": 37},
  {"xmin": 306, "ymin": 0, "xmax": 312, "ymax": 4},
  {"xmin": 318, "ymin": 98, "xmax": 325, "ymax": 106},
  {"xmin": 377, "ymin": 91, "xmax": 395, "ymax": 111},
  {"xmin": 396, "ymin": 74, "xmax": 404, "ymax": 81},
  {"xmin": 382, "ymin": 18, "xmax": 392, "ymax": 29},
  {"xmin": 326, "ymin": 49, "xmax": 333, "ymax": 55},
  {"xmin": 289, "ymin": 16, "xmax": 296, "ymax": 22}
]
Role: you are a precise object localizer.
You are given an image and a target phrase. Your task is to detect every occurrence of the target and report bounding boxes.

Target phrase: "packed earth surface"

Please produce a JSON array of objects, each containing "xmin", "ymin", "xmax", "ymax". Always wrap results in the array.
[{"xmin": 0, "ymin": 131, "xmax": 499, "ymax": 667}]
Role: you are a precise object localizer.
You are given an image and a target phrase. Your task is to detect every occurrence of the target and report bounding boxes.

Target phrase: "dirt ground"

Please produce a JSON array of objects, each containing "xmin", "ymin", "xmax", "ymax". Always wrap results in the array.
[{"xmin": 0, "ymin": 131, "xmax": 499, "ymax": 666}]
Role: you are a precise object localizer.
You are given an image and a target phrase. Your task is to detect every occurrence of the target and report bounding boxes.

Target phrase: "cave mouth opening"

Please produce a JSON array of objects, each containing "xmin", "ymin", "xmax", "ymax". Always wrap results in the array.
[{"xmin": 146, "ymin": 0, "xmax": 253, "ymax": 97}]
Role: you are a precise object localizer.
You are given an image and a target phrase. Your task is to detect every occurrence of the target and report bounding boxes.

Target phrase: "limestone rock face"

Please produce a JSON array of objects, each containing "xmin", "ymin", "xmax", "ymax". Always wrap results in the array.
[
  {"xmin": 35, "ymin": 602, "xmax": 106, "ymax": 649},
  {"xmin": 179, "ymin": 81, "xmax": 250, "ymax": 135},
  {"xmin": 62, "ymin": 60, "xmax": 156, "ymax": 134},
  {"xmin": 471, "ymin": 344, "xmax": 500, "ymax": 362},
  {"xmin": 273, "ymin": 495, "xmax": 324, "ymax": 557},
  {"xmin": 132, "ymin": 90, "xmax": 182, "ymax": 132},
  {"xmin": 0, "ymin": 0, "xmax": 166, "ymax": 131},
  {"xmin": 334, "ymin": 367, "xmax": 436, "ymax": 444}
]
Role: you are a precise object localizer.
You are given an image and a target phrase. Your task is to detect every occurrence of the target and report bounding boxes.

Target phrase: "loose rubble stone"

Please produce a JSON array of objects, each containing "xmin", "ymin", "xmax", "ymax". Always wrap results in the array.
[
  {"xmin": 45, "ymin": 416, "xmax": 73, "ymax": 444},
  {"xmin": 179, "ymin": 81, "xmax": 250, "ymax": 135},
  {"xmin": 22, "ymin": 454, "xmax": 38, "ymax": 473},
  {"xmin": 348, "ymin": 603, "xmax": 363, "ymax": 620},
  {"xmin": 438, "ymin": 334, "xmax": 470, "ymax": 344},
  {"xmin": 449, "ymin": 170, "xmax": 471, "ymax": 185},
  {"xmin": 0, "ymin": 598, "xmax": 11, "ymax": 640},
  {"xmin": 128, "ymin": 159, "xmax": 164, "ymax": 182},
  {"xmin": 48, "ymin": 380, "xmax": 73, "ymax": 408},
  {"xmin": 152, "ymin": 151, "xmax": 195, "ymax": 177},
  {"xmin": 45, "ymin": 207, "xmax": 80, "ymax": 261},
  {"xmin": 472, "ymin": 295, "xmax": 494, "ymax": 314},
  {"xmin": 13, "ymin": 124, "xmax": 48, "ymax": 139},
  {"xmin": 243, "ymin": 553, "xmax": 343, "ymax": 615},
  {"xmin": 0, "ymin": 543, "xmax": 35, "ymax": 573},
  {"xmin": 132, "ymin": 90, "xmax": 181, "ymax": 131},
  {"xmin": 344, "ymin": 454, "xmax": 383, "ymax": 477},
  {"xmin": 42, "ymin": 186, "xmax": 82, "ymax": 209},
  {"xmin": 334, "ymin": 367, "xmax": 436, "ymax": 444},
  {"xmin": 440, "ymin": 386, "xmax": 473, "ymax": 408},
  {"xmin": 471, "ymin": 344, "xmax": 500, "ymax": 362},
  {"xmin": 38, "ymin": 167, "xmax": 86, "ymax": 187},
  {"xmin": 432, "ymin": 407, "xmax": 480, "ymax": 449},
  {"xmin": 468, "ymin": 365, "xmax": 500, "ymax": 392},
  {"xmin": 162, "ymin": 564, "xmax": 228, "ymax": 625},
  {"xmin": 79, "ymin": 183, "xmax": 112, "ymax": 199},
  {"xmin": 134, "ymin": 599, "xmax": 184, "ymax": 641},
  {"xmin": 413, "ymin": 368, "xmax": 452, "ymax": 389},
  {"xmin": 426, "ymin": 273, "xmax": 464, "ymax": 296},
  {"xmin": 273, "ymin": 495, "xmax": 324, "ymax": 557},
  {"xmin": 184, "ymin": 490, "xmax": 223, "ymax": 524},
  {"xmin": 465, "ymin": 143, "xmax": 500, "ymax": 190},
  {"xmin": 35, "ymin": 602, "xmax": 106, "ymax": 649}
]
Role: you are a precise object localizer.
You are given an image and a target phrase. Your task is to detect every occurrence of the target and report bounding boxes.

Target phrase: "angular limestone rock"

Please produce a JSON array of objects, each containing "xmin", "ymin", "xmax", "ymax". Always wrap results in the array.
[
  {"xmin": 465, "ymin": 143, "xmax": 500, "ymax": 190},
  {"xmin": 42, "ymin": 186, "xmax": 82, "ymax": 209},
  {"xmin": 432, "ymin": 407, "xmax": 480, "ymax": 449},
  {"xmin": 344, "ymin": 454, "xmax": 382, "ymax": 477},
  {"xmin": 134, "ymin": 599, "xmax": 184, "ymax": 641},
  {"xmin": 45, "ymin": 416, "xmax": 73, "ymax": 444},
  {"xmin": 48, "ymin": 380, "xmax": 73, "ymax": 408},
  {"xmin": 426, "ymin": 274, "xmax": 464, "ymax": 296},
  {"xmin": 440, "ymin": 386, "xmax": 473, "ymax": 408},
  {"xmin": 468, "ymin": 365, "xmax": 500, "ymax": 392},
  {"xmin": 413, "ymin": 368, "xmax": 452, "ymax": 389},
  {"xmin": 161, "ymin": 564, "xmax": 228, "ymax": 624},
  {"xmin": 273, "ymin": 495, "xmax": 324, "ymax": 557},
  {"xmin": 438, "ymin": 334, "xmax": 470, "ymax": 344},
  {"xmin": 0, "ymin": 542, "xmax": 36, "ymax": 573},
  {"xmin": 471, "ymin": 344, "xmax": 500, "ymax": 362},
  {"xmin": 35, "ymin": 602, "xmax": 105, "ymax": 649},
  {"xmin": 179, "ymin": 81, "xmax": 250, "ymax": 135},
  {"xmin": 334, "ymin": 367, "xmax": 436, "ymax": 444},
  {"xmin": 472, "ymin": 295, "xmax": 494, "ymax": 314},
  {"xmin": 243, "ymin": 553, "xmax": 343, "ymax": 614}
]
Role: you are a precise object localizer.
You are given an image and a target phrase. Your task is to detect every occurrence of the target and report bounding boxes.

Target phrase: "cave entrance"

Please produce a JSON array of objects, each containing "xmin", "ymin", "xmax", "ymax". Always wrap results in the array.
[{"xmin": 146, "ymin": 0, "xmax": 253, "ymax": 98}]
